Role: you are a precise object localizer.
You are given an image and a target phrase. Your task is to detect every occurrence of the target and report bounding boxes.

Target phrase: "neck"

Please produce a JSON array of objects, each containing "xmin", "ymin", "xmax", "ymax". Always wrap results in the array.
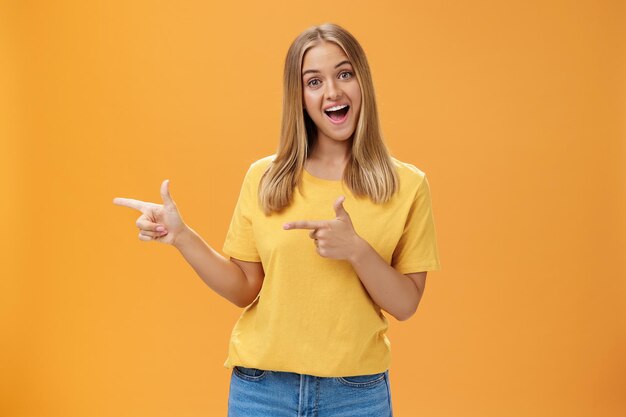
[{"xmin": 308, "ymin": 136, "xmax": 352, "ymax": 164}]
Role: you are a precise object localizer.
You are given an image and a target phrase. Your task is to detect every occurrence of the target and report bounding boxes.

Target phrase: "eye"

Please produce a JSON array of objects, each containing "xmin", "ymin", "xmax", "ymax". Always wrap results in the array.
[
  {"xmin": 339, "ymin": 71, "xmax": 353, "ymax": 80},
  {"xmin": 306, "ymin": 78, "xmax": 321, "ymax": 87}
]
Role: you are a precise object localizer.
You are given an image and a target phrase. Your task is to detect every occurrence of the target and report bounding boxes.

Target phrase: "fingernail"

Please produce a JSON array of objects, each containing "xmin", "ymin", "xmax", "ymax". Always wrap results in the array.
[{"xmin": 156, "ymin": 226, "xmax": 165, "ymax": 232}]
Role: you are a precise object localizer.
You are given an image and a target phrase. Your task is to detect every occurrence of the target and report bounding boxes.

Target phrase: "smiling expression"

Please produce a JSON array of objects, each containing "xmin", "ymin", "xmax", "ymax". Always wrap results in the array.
[{"xmin": 302, "ymin": 42, "xmax": 362, "ymax": 145}]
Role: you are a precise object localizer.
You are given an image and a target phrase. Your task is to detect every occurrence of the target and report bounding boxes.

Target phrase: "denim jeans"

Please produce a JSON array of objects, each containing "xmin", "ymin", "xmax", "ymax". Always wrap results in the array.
[{"xmin": 227, "ymin": 366, "xmax": 393, "ymax": 417}]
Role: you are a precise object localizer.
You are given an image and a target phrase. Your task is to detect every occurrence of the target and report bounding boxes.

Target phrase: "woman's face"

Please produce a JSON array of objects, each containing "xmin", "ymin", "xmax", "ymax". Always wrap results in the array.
[{"xmin": 301, "ymin": 42, "xmax": 362, "ymax": 145}]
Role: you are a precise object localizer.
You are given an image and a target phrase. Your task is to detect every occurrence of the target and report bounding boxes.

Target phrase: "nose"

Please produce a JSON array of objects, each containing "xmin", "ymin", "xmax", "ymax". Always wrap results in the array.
[{"xmin": 325, "ymin": 80, "xmax": 343, "ymax": 100}]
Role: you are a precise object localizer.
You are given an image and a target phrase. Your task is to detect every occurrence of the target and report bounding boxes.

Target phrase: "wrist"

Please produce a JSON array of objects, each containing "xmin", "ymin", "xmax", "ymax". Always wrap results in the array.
[
  {"xmin": 349, "ymin": 235, "xmax": 371, "ymax": 265},
  {"xmin": 172, "ymin": 224, "xmax": 194, "ymax": 250}
]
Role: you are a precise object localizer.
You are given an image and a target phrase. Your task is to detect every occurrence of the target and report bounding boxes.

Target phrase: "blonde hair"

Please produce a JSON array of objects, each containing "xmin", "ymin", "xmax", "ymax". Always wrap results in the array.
[{"xmin": 259, "ymin": 23, "xmax": 399, "ymax": 215}]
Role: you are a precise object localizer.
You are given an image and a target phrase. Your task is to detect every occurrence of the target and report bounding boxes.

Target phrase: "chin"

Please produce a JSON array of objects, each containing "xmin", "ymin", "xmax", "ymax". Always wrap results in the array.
[{"xmin": 323, "ymin": 129, "xmax": 356, "ymax": 143}]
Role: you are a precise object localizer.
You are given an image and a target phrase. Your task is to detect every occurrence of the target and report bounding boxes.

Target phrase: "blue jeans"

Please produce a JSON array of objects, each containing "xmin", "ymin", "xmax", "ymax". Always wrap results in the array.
[{"xmin": 227, "ymin": 366, "xmax": 393, "ymax": 417}]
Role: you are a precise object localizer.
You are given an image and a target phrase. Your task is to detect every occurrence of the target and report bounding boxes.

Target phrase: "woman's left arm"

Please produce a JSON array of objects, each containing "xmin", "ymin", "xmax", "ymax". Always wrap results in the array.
[
  {"xmin": 283, "ymin": 195, "xmax": 428, "ymax": 321},
  {"xmin": 350, "ymin": 238, "xmax": 427, "ymax": 321}
]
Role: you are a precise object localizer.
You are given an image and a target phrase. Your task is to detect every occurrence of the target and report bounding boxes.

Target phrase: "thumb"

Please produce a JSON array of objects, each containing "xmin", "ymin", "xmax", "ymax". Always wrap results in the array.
[
  {"xmin": 160, "ymin": 179, "xmax": 175, "ymax": 206},
  {"xmin": 333, "ymin": 196, "xmax": 349, "ymax": 219}
]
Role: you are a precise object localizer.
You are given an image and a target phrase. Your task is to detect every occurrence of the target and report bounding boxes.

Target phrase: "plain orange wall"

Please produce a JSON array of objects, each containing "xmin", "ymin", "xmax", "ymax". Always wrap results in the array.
[{"xmin": 2, "ymin": 1, "xmax": 625, "ymax": 416}]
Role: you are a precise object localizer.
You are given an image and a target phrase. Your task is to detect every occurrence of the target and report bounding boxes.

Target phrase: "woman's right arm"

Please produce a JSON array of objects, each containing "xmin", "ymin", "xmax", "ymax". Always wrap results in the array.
[
  {"xmin": 174, "ymin": 226, "xmax": 264, "ymax": 308},
  {"xmin": 113, "ymin": 179, "xmax": 264, "ymax": 308}
]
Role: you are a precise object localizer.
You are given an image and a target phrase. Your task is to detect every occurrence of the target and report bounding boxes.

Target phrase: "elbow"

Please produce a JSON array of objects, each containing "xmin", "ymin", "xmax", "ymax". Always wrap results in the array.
[
  {"xmin": 233, "ymin": 299, "xmax": 249, "ymax": 309},
  {"xmin": 394, "ymin": 304, "xmax": 417, "ymax": 321},
  {"xmin": 393, "ymin": 275, "xmax": 426, "ymax": 321},
  {"xmin": 233, "ymin": 290, "xmax": 260, "ymax": 309},
  {"xmin": 233, "ymin": 294, "xmax": 255, "ymax": 309},
  {"xmin": 394, "ymin": 297, "xmax": 423, "ymax": 321}
]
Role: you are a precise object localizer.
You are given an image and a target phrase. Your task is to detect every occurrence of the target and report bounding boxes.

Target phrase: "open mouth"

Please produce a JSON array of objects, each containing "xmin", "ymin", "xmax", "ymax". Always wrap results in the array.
[{"xmin": 324, "ymin": 105, "xmax": 350, "ymax": 123}]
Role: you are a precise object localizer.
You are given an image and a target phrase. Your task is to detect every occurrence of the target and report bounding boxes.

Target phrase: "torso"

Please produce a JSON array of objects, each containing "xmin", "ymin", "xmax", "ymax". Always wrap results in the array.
[{"xmin": 222, "ymin": 154, "xmax": 439, "ymax": 376}]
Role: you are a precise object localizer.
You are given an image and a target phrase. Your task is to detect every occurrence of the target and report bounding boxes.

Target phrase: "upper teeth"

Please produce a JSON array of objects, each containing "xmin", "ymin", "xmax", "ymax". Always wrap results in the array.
[{"xmin": 326, "ymin": 104, "xmax": 348, "ymax": 112}]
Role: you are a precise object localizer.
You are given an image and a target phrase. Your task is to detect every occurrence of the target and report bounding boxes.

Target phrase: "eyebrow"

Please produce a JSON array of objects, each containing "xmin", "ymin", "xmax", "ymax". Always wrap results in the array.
[{"xmin": 302, "ymin": 60, "xmax": 352, "ymax": 77}]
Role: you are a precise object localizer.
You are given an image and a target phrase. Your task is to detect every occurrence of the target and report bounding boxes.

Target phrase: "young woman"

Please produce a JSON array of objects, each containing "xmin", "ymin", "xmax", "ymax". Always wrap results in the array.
[{"xmin": 114, "ymin": 23, "xmax": 440, "ymax": 417}]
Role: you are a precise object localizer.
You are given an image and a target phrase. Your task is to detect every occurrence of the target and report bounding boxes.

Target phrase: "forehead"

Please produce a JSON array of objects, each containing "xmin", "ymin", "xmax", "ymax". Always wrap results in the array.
[{"xmin": 302, "ymin": 42, "xmax": 350, "ymax": 72}]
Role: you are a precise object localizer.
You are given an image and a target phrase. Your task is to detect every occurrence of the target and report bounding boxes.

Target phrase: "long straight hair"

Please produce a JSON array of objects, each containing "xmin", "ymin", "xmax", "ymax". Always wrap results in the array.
[{"xmin": 259, "ymin": 23, "xmax": 399, "ymax": 215}]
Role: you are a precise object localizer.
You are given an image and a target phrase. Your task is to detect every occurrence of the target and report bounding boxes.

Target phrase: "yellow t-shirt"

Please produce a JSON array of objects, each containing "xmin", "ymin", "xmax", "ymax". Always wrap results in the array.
[{"xmin": 222, "ymin": 154, "xmax": 441, "ymax": 377}]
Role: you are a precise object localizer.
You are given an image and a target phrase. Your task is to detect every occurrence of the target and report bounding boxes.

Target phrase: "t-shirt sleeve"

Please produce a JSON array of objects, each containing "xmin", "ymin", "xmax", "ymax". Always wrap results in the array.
[
  {"xmin": 391, "ymin": 175, "xmax": 441, "ymax": 274},
  {"xmin": 222, "ymin": 165, "xmax": 261, "ymax": 262}
]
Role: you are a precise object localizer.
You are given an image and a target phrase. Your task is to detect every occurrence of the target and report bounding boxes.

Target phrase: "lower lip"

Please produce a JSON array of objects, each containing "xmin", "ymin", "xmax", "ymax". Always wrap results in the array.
[{"xmin": 325, "ymin": 108, "xmax": 349, "ymax": 125}]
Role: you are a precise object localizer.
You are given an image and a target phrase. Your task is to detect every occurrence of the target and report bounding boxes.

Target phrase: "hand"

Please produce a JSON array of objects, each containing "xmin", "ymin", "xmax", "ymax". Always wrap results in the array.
[
  {"xmin": 113, "ymin": 179, "xmax": 187, "ymax": 246},
  {"xmin": 282, "ymin": 196, "xmax": 362, "ymax": 261}
]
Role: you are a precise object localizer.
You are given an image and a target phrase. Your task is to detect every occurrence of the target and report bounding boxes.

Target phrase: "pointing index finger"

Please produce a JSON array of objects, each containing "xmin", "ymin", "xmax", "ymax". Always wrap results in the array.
[
  {"xmin": 113, "ymin": 197, "xmax": 150, "ymax": 213},
  {"xmin": 283, "ymin": 220, "xmax": 326, "ymax": 230}
]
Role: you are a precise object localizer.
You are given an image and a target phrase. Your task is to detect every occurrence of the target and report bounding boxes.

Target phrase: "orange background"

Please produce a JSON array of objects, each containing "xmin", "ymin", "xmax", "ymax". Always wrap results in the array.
[{"xmin": 2, "ymin": 1, "xmax": 625, "ymax": 416}]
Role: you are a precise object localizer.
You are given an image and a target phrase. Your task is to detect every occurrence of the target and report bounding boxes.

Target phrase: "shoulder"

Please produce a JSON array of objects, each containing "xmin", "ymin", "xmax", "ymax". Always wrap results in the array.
[
  {"xmin": 390, "ymin": 156, "xmax": 427, "ymax": 191},
  {"xmin": 244, "ymin": 154, "xmax": 276, "ymax": 181},
  {"xmin": 250, "ymin": 154, "xmax": 276, "ymax": 171}
]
